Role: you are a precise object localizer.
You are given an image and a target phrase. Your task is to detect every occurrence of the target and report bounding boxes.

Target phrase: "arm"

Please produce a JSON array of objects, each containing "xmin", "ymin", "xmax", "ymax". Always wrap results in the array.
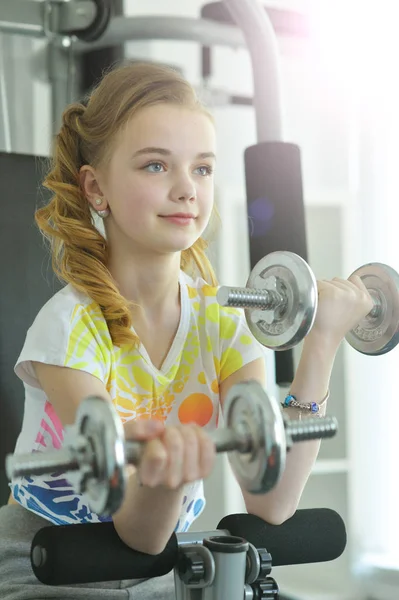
[
  {"xmin": 220, "ymin": 276, "xmax": 374, "ymax": 525},
  {"xmin": 32, "ymin": 363, "xmax": 188, "ymax": 555},
  {"xmin": 219, "ymin": 340, "xmax": 335, "ymax": 526}
]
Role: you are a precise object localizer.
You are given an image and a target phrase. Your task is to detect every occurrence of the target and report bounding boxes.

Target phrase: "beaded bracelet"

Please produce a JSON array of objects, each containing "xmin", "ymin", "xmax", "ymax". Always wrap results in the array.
[{"xmin": 281, "ymin": 389, "xmax": 330, "ymax": 417}]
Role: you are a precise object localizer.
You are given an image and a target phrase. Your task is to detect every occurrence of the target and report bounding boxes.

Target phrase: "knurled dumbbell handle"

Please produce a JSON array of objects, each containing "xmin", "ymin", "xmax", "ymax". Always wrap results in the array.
[
  {"xmin": 125, "ymin": 427, "xmax": 251, "ymax": 465},
  {"xmin": 218, "ymin": 284, "xmax": 382, "ymax": 319},
  {"xmin": 6, "ymin": 447, "xmax": 80, "ymax": 479},
  {"xmin": 125, "ymin": 416, "xmax": 338, "ymax": 462},
  {"xmin": 6, "ymin": 430, "xmax": 249, "ymax": 479},
  {"xmin": 286, "ymin": 416, "xmax": 338, "ymax": 443},
  {"xmin": 6, "ymin": 417, "xmax": 338, "ymax": 481},
  {"xmin": 217, "ymin": 286, "xmax": 285, "ymax": 310},
  {"xmin": 367, "ymin": 289, "xmax": 382, "ymax": 319}
]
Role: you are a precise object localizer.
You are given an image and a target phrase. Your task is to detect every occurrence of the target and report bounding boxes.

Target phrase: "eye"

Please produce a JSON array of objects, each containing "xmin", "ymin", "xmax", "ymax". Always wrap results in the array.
[
  {"xmin": 195, "ymin": 165, "xmax": 214, "ymax": 177},
  {"xmin": 144, "ymin": 162, "xmax": 165, "ymax": 173}
]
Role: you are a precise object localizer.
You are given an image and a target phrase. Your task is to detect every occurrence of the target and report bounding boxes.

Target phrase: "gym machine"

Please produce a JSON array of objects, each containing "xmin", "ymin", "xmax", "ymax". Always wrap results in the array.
[
  {"xmin": 7, "ymin": 379, "xmax": 344, "ymax": 599},
  {"xmin": 3, "ymin": 1, "xmax": 398, "ymax": 598},
  {"xmin": 26, "ymin": 507, "xmax": 347, "ymax": 598}
]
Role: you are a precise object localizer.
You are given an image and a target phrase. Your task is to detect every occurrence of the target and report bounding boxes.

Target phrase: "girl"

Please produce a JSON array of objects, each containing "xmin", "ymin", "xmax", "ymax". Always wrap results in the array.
[{"xmin": 0, "ymin": 61, "xmax": 373, "ymax": 599}]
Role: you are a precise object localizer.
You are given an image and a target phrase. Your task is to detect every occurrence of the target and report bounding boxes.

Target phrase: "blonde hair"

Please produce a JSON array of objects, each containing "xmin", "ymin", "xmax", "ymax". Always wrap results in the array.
[{"xmin": 36, "ymin": 61, "xmax": 218, "ymax": 348}]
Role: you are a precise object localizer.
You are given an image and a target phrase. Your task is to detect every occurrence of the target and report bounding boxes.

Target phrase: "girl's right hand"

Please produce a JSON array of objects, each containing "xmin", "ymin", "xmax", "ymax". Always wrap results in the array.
[{"xmin": 131, "ymin": 423, "xmax": 217, "ymax": 490}]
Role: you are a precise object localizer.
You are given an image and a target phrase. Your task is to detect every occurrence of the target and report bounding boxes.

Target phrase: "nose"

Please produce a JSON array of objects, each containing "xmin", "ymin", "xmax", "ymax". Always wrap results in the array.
[{"xmin": 170, "ymin": 172, "xmax": 196, "ymax": 202}]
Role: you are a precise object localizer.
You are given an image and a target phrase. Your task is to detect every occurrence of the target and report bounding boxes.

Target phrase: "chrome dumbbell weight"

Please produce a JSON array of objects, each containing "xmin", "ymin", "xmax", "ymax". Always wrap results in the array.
[
  {"xmin": 6, "ymin": 381, "xmax": 338, "ymax": 516},
  {"xmin": 217, "ymin": 251, "xmax": 318, "ymax": 351},
  {"xmin": 345, "ymin": 263, "xmax": 399, "ymax": 355},
  {"xmin": 217, "ymin": 252, "xmax": 399, "ymax": 356}
]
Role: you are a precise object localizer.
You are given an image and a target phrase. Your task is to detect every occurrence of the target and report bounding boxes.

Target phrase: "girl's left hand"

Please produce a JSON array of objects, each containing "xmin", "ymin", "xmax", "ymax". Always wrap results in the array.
[{"xmin": 309, "ymin": 275, "xmax": 374, "ymax": 347}]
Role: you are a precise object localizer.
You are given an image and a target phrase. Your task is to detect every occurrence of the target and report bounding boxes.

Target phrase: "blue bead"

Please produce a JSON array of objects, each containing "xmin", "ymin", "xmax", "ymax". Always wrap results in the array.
[
  {"xmin": 311, "ymin": 402, "xmax": 319, "ymax": 413},
  {"xmin": 284, "ymin": 395, "xmax": 295, "ymax": 406}
]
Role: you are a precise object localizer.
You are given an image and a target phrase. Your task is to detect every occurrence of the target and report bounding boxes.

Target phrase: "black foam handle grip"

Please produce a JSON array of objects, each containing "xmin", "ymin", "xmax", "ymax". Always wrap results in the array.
[
  {"xmin": 31, "ymin": 521, "xmax": 178, "ymax": 585},
  {"xmin": 218, "ymin": 508, "xmax": 347, "ymax": 566}
]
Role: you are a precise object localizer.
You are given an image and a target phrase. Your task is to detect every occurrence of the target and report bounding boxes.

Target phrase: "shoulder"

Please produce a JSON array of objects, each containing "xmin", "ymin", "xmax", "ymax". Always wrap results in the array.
[
  {"xmin": 33, "ymin": 283, "xmax": 91, "ymax": 321},
  {"xmin": 181, "ymin": 271, "xmax": 243, "ymax": 323},
  {"xmin": 15, "ymin": 284, "xmax": 112, "ymax": 388},
  {"xmin": 32, "ymin": 284, "xmax": 106, "ymax": 332}
]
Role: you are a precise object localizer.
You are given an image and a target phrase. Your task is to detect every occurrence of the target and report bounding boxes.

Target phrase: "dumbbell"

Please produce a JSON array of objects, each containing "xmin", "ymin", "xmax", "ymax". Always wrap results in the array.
[
  {"xmin": 6, "ymin": 381, "xmax": 338, "ymax": 516},
  {"xmin": 217, "ymin": 251, "xmax": 399, "ymax": 356}
]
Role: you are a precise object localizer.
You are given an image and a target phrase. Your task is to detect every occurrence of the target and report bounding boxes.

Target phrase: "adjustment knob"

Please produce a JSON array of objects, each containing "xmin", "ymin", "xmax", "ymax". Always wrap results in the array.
[
  {"xmin": 252, "ymin": 577, "xmax": 279, "ymax": 599},
  {"xmin": 257, "ymin": 548, "xmax": 272, "ymax": 578},
  {"xmin": 177, "ymin": 550, "xmax": 205, "ymax": 585}
]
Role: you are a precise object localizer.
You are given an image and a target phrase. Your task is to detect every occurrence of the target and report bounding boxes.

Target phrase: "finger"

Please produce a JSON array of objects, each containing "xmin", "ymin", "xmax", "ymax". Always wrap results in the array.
[
  {"xmin": 320, "ymin": 277, "xmax": 374, "ymax": 314},
  {"xmin": 328, "ymin": 275, "xmax": 369, "ymax": 296},
  {"xmin": 329, "ymin": 278, "xmax": 358, "ymax": 293},
  {"xmin": 139, "ymin": 438, "xmax": 168, "ymax": 487},
  {"xmin": 196, "ymin": 426, "xmax": 217, "ymax": 479},
  {"xmin": 124, "ymin": 418, "xmax": 165, "ymax": 441},
  {"xmin": 333, "ymin": 276, "xmax": 373, "ymax": 305},
  {"xmin": 162, "ymin": 427, "xmax": 184, "ymax": 489},
  {"xmin": 317, "ymin": 279, "xmax": 338, "ymax": 290},
  {"xmin": 180, "ymin": 425, "xmax": 200, "ymax": 483},
  {"xmin": 320, "ymin": 278, "xmax": 359, "ymax": 295},
  {"xmin": 347, "ymin": 274, "xmax": 369, "ymax": 293}
]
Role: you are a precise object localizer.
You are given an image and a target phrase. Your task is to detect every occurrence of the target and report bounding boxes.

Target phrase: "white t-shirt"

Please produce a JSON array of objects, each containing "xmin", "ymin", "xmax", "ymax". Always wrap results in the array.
[{"xmin": 10, "ymin": 270, "xmax": 265, "ymax": 531}]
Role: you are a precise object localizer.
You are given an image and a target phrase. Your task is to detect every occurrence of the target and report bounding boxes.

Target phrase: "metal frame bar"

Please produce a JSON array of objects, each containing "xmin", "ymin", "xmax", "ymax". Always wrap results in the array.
[
  {"xmin": 69, "ymin": 15, "xmax": 245, "ymax": 52},
  {"xmin": 0, "ymin": 33, "xmax": 12, "ymax": 152},
  {"xmin": 0, "ymin": 0, "xmax": 283, "ymax": 145},
  {"xmin": 222, "ymin": 0, "xmax": 282, "ymax": 142},
  {"xmin": 69, "ymin": 6, "xmax": 283, "ymax": 142},
  {"xmin": 0, "ymin": 0, "xmax": 96, "ymax": 37},
  {"xmin": 0, "ymin": 0, "xmax": 44, "ymax": 37}
]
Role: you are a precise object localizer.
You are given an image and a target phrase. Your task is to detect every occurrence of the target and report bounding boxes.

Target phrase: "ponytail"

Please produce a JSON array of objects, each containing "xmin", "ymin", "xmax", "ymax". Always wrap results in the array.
[{"xmin": 36, "ymin": 103, "xmax": 139, "ymax": 347}]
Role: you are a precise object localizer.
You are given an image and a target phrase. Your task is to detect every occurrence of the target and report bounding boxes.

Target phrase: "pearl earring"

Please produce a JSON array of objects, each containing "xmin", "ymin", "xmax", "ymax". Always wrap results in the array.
[{"xmin": 93, "ymin": 197, "xmax": 109, "ymax": 218}]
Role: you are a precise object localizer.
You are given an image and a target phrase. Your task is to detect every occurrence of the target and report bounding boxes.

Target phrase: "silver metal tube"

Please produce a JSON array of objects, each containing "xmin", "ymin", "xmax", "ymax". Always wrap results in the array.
[
  {"xmin": 222, "ymin": 0, "xmax": 283, "ymax": 142},
  {"xmin": 0, "ymin": 33, "xmax": 12, "ymax": 152},
  {"xmin": 69, "ymin": 15, "xmax": 245, "ymax": 52}
]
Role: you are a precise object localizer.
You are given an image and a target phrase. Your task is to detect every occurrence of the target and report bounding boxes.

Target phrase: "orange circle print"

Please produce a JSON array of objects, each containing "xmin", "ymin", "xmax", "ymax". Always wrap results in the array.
[{"xmin": 178, "ymin": 394, "xmax": 214, "ymax": 427}]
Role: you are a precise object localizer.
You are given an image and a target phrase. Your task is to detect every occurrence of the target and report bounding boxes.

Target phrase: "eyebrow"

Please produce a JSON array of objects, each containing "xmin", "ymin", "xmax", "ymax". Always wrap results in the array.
[{"xmin": 132, "ymin": 147, "xmax": 216, "ymax": 160}]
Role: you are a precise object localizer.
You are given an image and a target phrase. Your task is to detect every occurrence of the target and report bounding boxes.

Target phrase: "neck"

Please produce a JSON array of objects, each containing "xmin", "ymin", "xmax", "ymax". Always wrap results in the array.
[{"xmin": 107, "ymin": 245, "xmax": 182, "ymax": 317}]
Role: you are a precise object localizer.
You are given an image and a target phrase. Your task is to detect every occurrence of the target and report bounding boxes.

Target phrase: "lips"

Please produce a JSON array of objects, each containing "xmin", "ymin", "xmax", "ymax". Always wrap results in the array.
[{"xmin": 161, "ymin": 213, "xmax": 196, "ymax": 218}]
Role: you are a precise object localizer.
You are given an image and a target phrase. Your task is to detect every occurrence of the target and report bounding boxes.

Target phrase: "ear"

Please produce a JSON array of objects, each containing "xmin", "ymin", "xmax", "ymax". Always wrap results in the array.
[{"xmin": 79, "ymin": 165, "xmax": 107, "ymax": 211}]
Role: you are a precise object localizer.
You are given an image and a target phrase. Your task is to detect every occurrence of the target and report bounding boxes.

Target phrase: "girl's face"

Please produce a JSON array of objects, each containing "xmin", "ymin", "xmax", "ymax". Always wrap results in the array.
[{"xmin": 85, "ymin": 103, "xmax": 216, "ymax": 259}]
